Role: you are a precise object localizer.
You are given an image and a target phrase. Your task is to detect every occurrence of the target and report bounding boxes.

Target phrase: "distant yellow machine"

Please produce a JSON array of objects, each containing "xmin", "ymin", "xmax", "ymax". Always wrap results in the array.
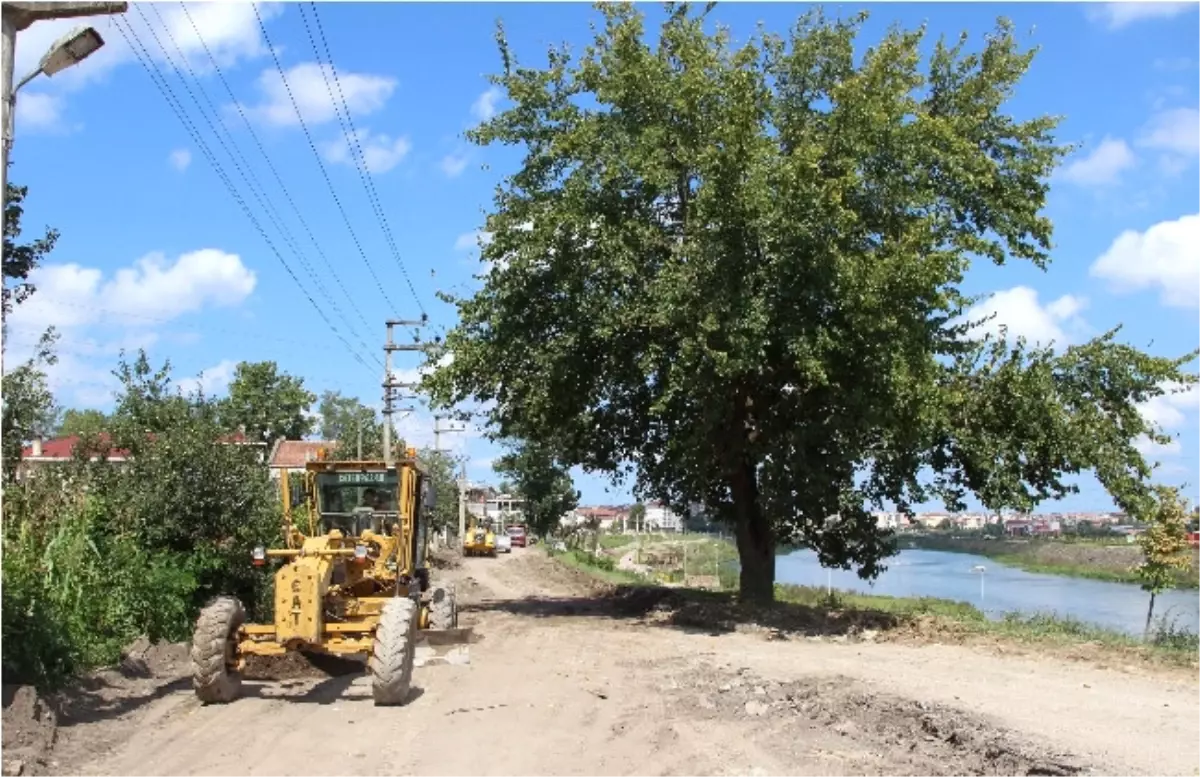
[
  {"xmin": 463, "ymin": 519, "xmax": 496, "ymax": 557},
  {"xmin": 190, "ymin": 447, "xmax": 469, "ymax": 707}
]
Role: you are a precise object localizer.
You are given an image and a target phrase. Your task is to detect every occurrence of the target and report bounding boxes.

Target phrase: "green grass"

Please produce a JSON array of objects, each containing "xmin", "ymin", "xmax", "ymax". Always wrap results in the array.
[
  {"xmin": 599, "ymin": 534, "xmax": 639, "ymax": 550},
  {"xmin": 906, "ymin": 534, "xmax": 1199, "ymax": 589},
  {"xmin": 550, "ymin": 550, "xmax": 1198, "ymax": 669},
  {"xmin": 550, "ymin": 547, "xmax": 645, "ymax": 585}
]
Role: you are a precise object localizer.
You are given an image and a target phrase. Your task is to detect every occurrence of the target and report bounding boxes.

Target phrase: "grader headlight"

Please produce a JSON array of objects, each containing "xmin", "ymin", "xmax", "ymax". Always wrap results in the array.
[
  {"xmin": 251, "ymin": 545, "xmax": 266, "ymax": 566},
  {"xmin": 354, "ymin": 544, "xmax": 369, "ymax": 561}
]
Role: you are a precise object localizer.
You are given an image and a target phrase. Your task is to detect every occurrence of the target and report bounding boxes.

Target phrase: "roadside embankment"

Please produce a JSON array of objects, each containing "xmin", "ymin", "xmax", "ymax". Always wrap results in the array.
[{"xmin": 905, "ymin": 534, "xmax": 1200, "ymax": 588}]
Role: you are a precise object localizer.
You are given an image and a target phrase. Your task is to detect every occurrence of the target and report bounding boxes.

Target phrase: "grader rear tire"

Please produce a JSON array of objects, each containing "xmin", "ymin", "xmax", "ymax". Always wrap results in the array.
[
  {"xmin": 191, "ymin": 596, "xmax": 244, "ymax": 704},
  {"xmin": 370, "ymin": 597, "xmax": 418, "ymax": 706},
  {"xmin": 428, "ymin": 584, "xmax": 457, "ymax": 630}
]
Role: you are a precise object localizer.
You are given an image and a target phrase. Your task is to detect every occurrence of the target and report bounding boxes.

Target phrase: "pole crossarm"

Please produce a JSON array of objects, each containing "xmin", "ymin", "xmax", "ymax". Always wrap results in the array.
[{"xmin": 3, "ymin": 2, "xmax": 128, "ymax": 31}]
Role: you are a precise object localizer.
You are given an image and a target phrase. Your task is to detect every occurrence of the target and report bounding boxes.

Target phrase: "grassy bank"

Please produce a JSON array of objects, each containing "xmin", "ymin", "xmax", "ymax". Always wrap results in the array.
[
  {"xmin": 905, "ymin": 534, "xmax": 1200, "ymax": 589},
  {"xmin": 547, "ymin": 548, "xmax": 1199, "ymax": 669}
]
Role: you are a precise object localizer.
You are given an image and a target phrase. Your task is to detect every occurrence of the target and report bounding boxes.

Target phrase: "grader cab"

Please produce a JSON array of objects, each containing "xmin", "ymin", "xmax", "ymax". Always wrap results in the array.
[{"xmin": 190, "ymin": 447, "xmax": 470, "ymax": 706}]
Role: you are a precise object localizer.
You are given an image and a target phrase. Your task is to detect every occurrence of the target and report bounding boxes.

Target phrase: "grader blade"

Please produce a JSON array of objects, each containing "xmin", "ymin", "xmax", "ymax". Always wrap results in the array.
[{"xmin": 414, "ymin": 626, "xmax": 474, "ymax": 667}]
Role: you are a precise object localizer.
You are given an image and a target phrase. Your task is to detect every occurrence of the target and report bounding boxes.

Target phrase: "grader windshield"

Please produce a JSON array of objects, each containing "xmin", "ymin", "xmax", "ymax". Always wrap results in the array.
[{"xmin": 315, "ymin": 470, "xmax": 399, "ymax": 535}]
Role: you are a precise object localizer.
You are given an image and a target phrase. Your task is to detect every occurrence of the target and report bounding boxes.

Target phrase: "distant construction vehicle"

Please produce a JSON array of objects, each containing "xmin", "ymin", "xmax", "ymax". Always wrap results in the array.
[
  {"xmin": 463, "ymin": 517, "xmax": 497, "ymax": 557},
  {"xmin": 190, "ymin": 447, "xmax": 469, "ymax": 706}
]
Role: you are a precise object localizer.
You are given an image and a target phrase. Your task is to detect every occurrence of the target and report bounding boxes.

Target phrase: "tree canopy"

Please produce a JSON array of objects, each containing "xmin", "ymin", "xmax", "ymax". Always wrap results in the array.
[
  {"xmin": 1, "ymin": 330, "xmax": 59, "ymax": 480},
  {"xmin": 426, "ymin": 4, "xmax": 1198, "ymax": 603},
  {"xmin": 3, "ymin": 181, "xmax": 59, "ymax": 324},
  {"xmin": 57, "ymin": 408, "xmax": 110, "ymax": 439},
  {"xmin": 220, "ymin": 361, "xmax": 316, "ymax": 448},
  {"xmin": 493, "ymin": 440, "xmax": 580, "ymax": 536}
]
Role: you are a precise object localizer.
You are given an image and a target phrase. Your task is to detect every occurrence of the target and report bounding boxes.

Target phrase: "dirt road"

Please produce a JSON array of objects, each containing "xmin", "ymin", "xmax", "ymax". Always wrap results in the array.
[{"xmin": 15, "ymin": 550, "xmax": 1198, "ymax": 776}]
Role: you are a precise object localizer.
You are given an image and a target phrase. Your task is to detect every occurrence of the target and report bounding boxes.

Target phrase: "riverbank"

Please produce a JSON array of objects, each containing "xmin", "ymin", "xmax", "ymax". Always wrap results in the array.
[
  {"xmin": 905, "ymin": 534, "xmax": 1200, "ymax": 588},
  {"xmin": 548, "ymin": 548, "xmax": 1199, "ymax": 671}
]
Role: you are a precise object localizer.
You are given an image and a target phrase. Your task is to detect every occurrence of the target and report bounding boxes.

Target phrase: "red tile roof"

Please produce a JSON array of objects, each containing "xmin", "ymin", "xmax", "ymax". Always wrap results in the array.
[
  {"xmin": 269, "ymin": 440, "xmax": 334, "ymax": 468},
  {"xmin": 21, "ymin": 431, "xmax": 259, "ymax": 461}
]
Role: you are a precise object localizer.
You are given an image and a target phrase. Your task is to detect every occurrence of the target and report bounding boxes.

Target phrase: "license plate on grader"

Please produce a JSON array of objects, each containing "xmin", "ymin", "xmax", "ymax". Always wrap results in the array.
[{"xmin": 190, "ymin": 448, "xmax": 472, "ymax": 705}]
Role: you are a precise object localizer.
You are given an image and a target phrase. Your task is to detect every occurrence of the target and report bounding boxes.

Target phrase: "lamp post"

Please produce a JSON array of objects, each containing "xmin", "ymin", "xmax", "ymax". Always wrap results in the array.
[{"xmin": 2, "ymin": 2, "xmax": 128, "ymax": 214}]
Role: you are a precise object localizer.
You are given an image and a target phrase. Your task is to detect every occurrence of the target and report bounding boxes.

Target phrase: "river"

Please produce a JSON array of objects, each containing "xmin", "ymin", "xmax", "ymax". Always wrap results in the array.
[{"xmin": 775, "ymin": 547, "xmax": 1200, "ymax": 636}]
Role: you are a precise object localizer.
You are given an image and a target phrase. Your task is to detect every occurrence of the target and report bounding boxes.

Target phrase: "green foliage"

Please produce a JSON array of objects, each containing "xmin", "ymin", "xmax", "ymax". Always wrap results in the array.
[
  {"xmin": 3, "ymin": 180, "xmax": 59, "ymax": 322},
  {"xmin": 418, "ymin": 447, "xmax": 461, "ymax": 531},
  {"xmin": 1, "ymin": 348, "xmax": 279, "ymax": 688},
  {"xmin": 629, "ymin": 503, "xmax": 647, "ymax": 533},
  {"xmin": 493, "ymin": 439, "xmax": 579, "ymax": 535},
  {"xmin": 56, "ymin": 408, "xmax": 110, "ymax": 438},
  {"xmin": 220, "ymin": 361, "xmax": 316, "ymax": 448},
  {"xmin": 1, "ymin": 329, "xmax": 60, "ymax": 480},
  {"xmin": 317, "ymin": 390, "xmax": 391, "ymax": 459},
  {"xmin": 1134, "ymin": 486, "xmax": 1194, "ymax": 634},
  {"xmin": 426, "ymin": 3, "xmax": 1199, "ymax": 603}
]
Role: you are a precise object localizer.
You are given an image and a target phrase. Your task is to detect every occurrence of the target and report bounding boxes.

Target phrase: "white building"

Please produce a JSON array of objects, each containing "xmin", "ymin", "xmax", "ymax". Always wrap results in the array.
[{"xmin": 645, "ymin": 502, "xmax": 682, "ymax": 532}]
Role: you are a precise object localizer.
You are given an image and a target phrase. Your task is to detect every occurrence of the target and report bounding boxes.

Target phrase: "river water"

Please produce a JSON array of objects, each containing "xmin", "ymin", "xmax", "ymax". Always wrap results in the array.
[{"xmin": 775, "ymin": 548, "xmax": 1200, "ymax": 636}]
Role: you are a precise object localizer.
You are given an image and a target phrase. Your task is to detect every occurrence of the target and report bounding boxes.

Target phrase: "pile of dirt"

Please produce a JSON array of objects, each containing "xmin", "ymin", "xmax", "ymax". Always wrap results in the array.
[
  {"xmin": 2, "ymin": 686, "xmax": 58, "ymax": 776},
  {"xmin": 428, "ymin": 545, "xmax": 462, "ymax": 570},
  {"xmin": 115, "ymin": 637, "xmax": 190, "ymax": 679},
  {"xmin": 668, "ymin": 665, "xmax": 1087, "ymax": 776},
  {"xmin": 242, "ymin": 651, "xmax": 364, "ymax": 681}
]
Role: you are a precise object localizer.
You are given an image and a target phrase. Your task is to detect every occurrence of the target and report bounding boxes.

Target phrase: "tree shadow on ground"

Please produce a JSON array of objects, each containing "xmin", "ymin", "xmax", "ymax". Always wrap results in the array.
[
  {"xmin": 51, "ymin": 675, "xmax": 192, "ymax": 726},
  {"xmin": 460, "ymin": 585, "xmax": 905, "ymax": 639},
  {"xmin": 241, "ymin": 675, "xmax": 426, "ymax": 706}
]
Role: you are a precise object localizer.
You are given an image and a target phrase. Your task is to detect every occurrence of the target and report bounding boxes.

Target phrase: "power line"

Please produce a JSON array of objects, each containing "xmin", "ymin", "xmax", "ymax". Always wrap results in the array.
[
  {"xmin": 301, "ymin": 1, "xmax": 426, "ymax": 318},
  {"xmin": 137, "ymin": 4, "xmax": 379, "ymax": 368},
  {"xmin": 111, "ymin": 15, "xmax": 377, "ymax": 377},
  {"xmin": 176, "ymin": 1, "xmax": 376, "ymax": 341},
  {"xmin": 250, "ymin": 2, "xmax": 400, "ymax": 317}
]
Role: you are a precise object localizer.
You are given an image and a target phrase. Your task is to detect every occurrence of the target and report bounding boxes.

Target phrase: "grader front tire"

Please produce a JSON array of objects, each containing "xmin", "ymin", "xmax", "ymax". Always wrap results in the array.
[
  {"xmin": 428, "ymin": 584, "xmax": 457, "ymax": 630},
  {"xmin": 191, "ymin": 596, "xmax": 244, "ymax": 704},
  {"xmin": 370, "ymin": 597, "xmax": 419, "ymax": 706}
]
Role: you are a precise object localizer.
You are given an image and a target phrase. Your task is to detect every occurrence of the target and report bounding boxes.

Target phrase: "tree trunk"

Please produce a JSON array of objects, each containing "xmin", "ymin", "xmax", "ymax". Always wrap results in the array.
[
  {"xmin": 1144, "ymin": 592, "xmax": 1157, "ymax": 640},
  {"xmin": 731, "ymin": 462, "xmax": 774, "ymax": 604}
]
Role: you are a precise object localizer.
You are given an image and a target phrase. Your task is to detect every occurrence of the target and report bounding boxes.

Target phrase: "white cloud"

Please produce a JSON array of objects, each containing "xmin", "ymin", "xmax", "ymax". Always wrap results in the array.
[
  {"xmin": 963, "ymin": 286, "xmax": 1088, "ymax": 349},
  {"xmin": 1087, "ymin": 2, "xmax": 1196, "ymax": 29},
  {"xmin": 1090, "ymin": 213, "xmax": 1199, "ymax": 308},
  {"xmin": 440, "ymin": 152, "xmax": 469, "ymax": 178},
  {"xmin": 1138, "ymin": 382, "xmax": 1200, "ymax": 430},
  {"xmin": 1134, "ymin": 435, "xmax": 1182, "ymax": 457},
  {"xmin": 178, "ymin": 359, "xmax": 239, "ymax": 397},
  {"xmin": 1057, "ymin": 137, "xmax": 1136, "ymax": 186},
  {"xmin": 7, "ymin": 248, "xmax": 257, "ymax": 336},
  {"xmin": 454, "ymin": 231, "xmax": 493, "ymax": 252},
  {"xmin": 1135, "ymin": 382, "xmax": 1198, "ymax": 459},
  {"xmin": 1136, "ymin": 107, "xmax": 1200, "ymax": 159},
  {"xmin": 242, "ymin": 62, "xmax": 396, "ymax": 127},
  {"xmin": 471, "ymin": 87, "xmax": 501, "ymax": 121},
  {"xmin": 14, "ymin": 92, "xmax": 65, "ymax": 132},
  {"xmin": 322, "ymin": 128, "xmax": 411, "ymax": 174},
  {"xmin": 169, "ymin": 148, "xmax": 192, "ymax": 171}
]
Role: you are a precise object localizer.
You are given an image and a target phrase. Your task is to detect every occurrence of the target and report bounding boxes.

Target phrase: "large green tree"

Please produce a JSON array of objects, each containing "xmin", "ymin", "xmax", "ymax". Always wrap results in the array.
[
  {"xmin": 56, "ymin": 408, "xmax": 110, "ymax": 439},
  {"xmin": 493, "ymin": 441, "xmax": 580, "ymax": 536},
  {"xmin": 427, "ymin": 5, "xmax": 1197, "ymax": 603},
  {"xmin": 221, "ymin": 361, "xmax": 316, "ymax": 448},
  {"xmin": 316, "ymin": 390, "xmax": 390, "ymax": 459},
  {"xmin": 3, "ymin": 180, "xmax": 59, "ymax": 324}
]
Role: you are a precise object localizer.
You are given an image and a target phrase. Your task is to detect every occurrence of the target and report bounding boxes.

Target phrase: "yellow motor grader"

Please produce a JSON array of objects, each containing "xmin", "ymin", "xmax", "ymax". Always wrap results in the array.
[
  {"xmin": 462, "ymin": 517, "xmax": 497, "ymax": 557},
  {"xmin": 190, "ymin": 447, "xmax": 470, "ymax": 706}
]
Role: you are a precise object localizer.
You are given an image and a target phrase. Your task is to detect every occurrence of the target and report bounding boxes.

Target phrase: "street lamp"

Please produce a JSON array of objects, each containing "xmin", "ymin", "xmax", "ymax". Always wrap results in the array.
[
  {"xmin": 16, "ymin": 25, "xmax": 104, "ymax": 90},
  {"xmin": 2, "ymin": 1, "xmax": 127, "ymax": 213}
]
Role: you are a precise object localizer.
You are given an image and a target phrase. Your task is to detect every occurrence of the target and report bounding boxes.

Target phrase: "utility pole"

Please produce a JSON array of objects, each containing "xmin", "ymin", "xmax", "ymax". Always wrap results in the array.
[
  {"xmin": 381, "ymin": 318, "xmax": 425, "ymax": 468},
  {"xmin": 2, "ymin": 1, "xmax": 126, "ymax": 383},
  {"xmin": 459, "ymin": 460, "xmax": 468, "ymax": 545},
  {"xmin": 431, "ymin": 414, "xmax": 467, "ymax": 540}
]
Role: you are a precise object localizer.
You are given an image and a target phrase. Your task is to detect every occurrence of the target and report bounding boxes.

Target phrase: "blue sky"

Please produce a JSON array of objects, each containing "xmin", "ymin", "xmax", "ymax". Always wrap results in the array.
[{"xmin": 6, "ymin": 1, "xmax": 1198, "ymax": 510}]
